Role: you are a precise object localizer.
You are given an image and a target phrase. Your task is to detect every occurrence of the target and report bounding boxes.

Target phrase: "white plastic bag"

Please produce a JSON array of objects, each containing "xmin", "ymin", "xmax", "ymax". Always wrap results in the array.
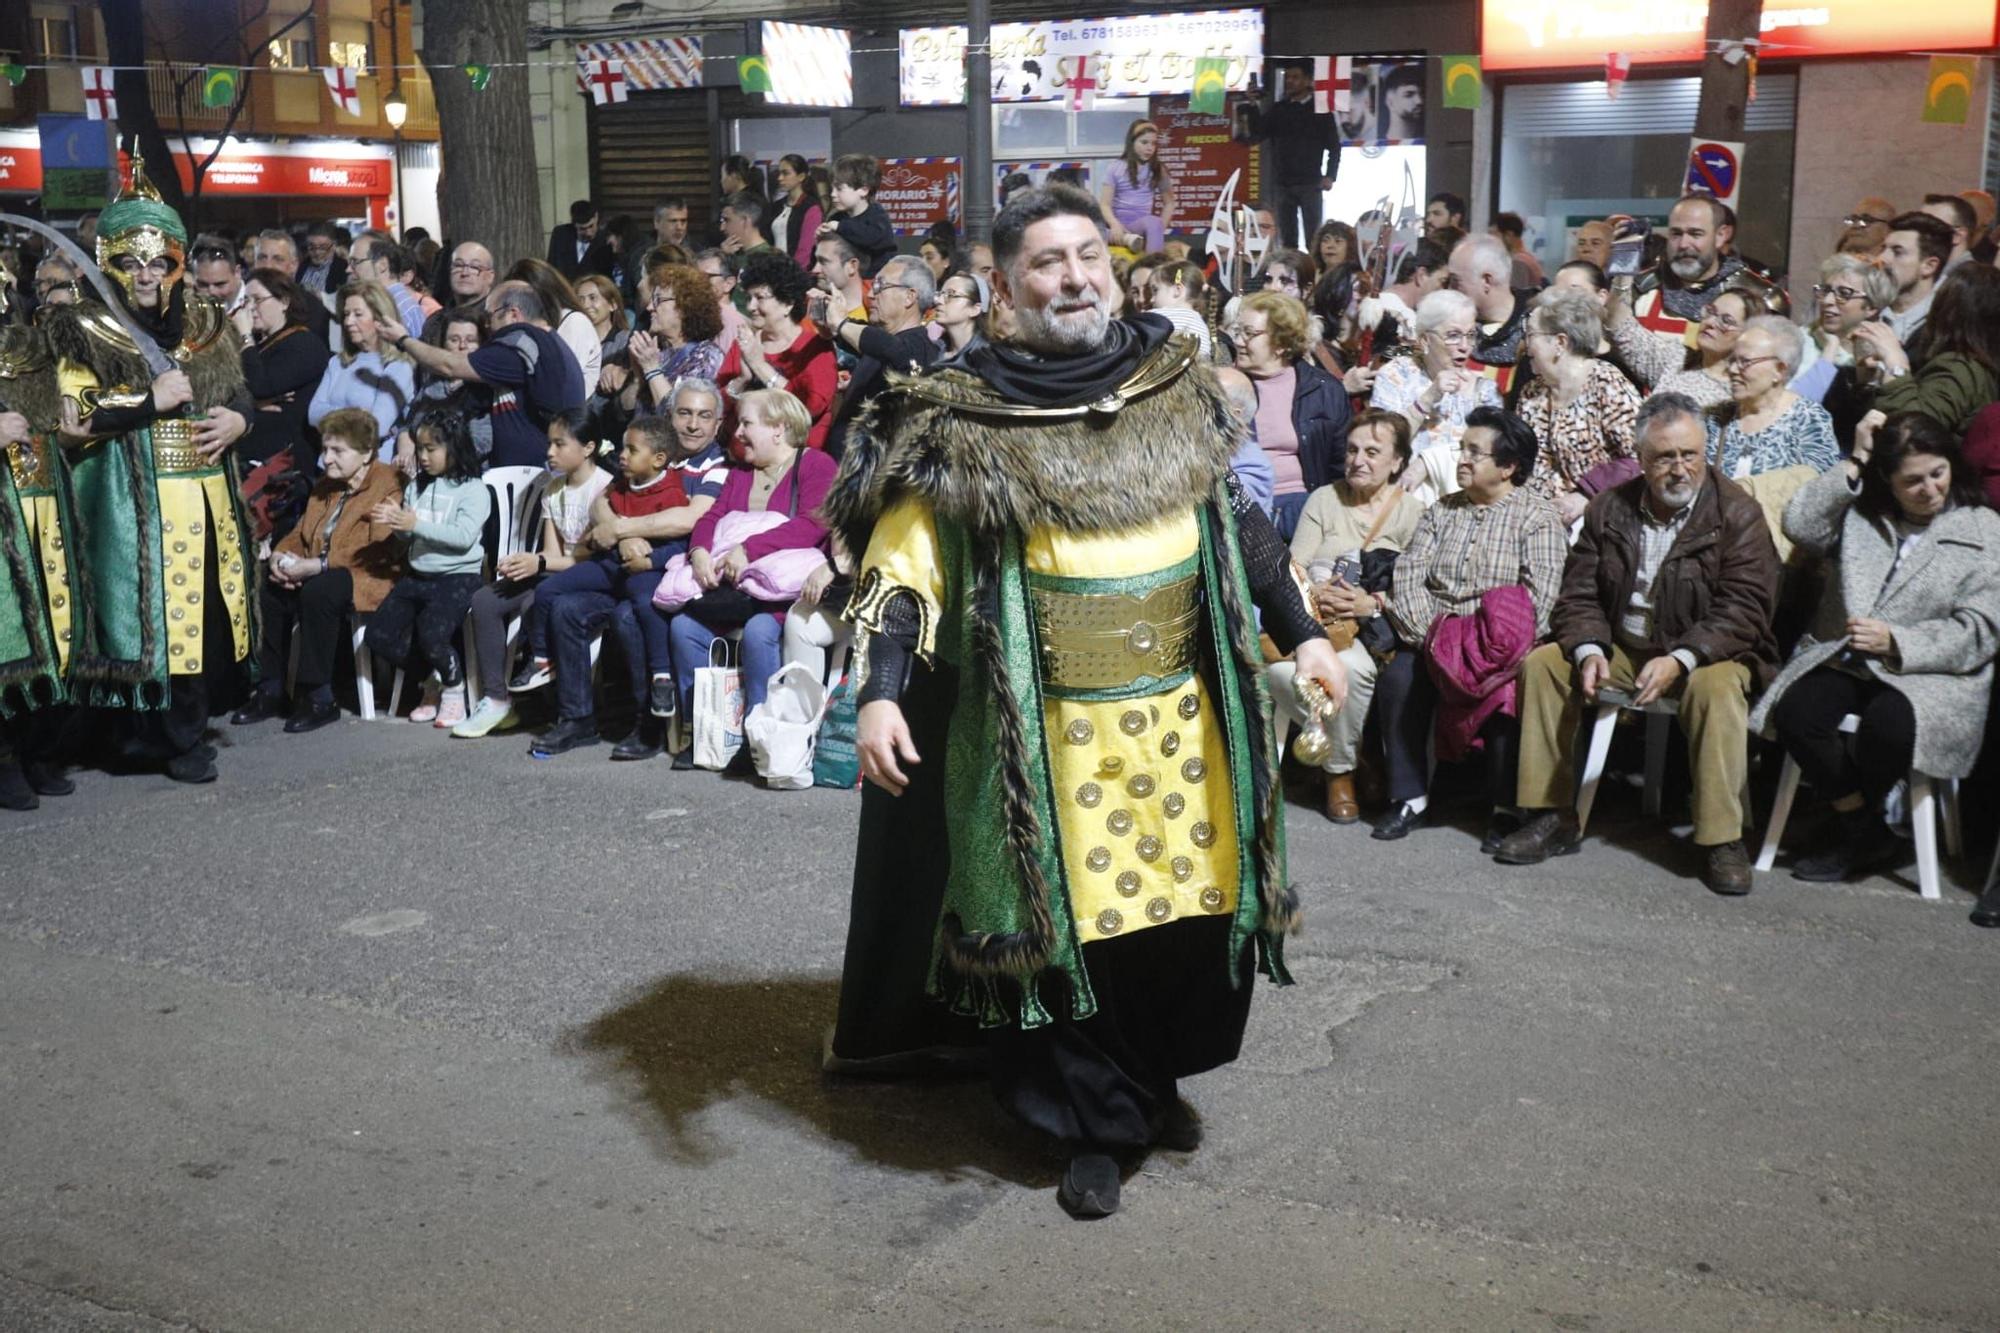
[
  {"xmin": 743, "ymin": 663, "xmax": 828, "ymax": 791},
  {"xmin": 691, "ymin": 638, "xmax": 745, "ymax": 770}
]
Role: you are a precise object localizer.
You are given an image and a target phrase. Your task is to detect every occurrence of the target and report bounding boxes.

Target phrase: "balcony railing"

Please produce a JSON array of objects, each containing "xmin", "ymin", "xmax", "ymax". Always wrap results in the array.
[{"xmin": 149, "ymin": 63, "xmax": 236, "ymax": 132}]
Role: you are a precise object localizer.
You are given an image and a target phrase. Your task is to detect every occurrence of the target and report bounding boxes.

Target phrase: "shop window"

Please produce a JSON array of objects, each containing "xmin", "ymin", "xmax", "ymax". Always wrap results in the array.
[
  {"xmin": 994, "ymin": 98, "xmax": 1151, "ymax": 157},
  {"xmin": 1498, "ymin": 74, "xmax": 1798, "ymax": 278},
  {"xmin": 329, "ymin": 21, "xmax": 373, "ymax": 73}
]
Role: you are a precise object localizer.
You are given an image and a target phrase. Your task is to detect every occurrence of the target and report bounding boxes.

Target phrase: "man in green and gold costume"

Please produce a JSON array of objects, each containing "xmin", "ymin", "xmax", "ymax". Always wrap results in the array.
[
  {"xmin": 44, "ymin": 159, "xmax": 255, "ymax": 783},
  {"xmin": 826, "ymin": 185, "xmax": 1348, "ymax": 1218},
  {"xmin": 0, "ymin": 288, "xmax": 77, "ymax": 808}
]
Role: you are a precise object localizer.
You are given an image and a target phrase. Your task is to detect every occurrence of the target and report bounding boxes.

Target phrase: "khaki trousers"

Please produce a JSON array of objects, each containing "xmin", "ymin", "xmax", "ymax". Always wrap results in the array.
[{"xmin": 1514, "ymin": 641, "xmax": 1752, "ymax": 846}]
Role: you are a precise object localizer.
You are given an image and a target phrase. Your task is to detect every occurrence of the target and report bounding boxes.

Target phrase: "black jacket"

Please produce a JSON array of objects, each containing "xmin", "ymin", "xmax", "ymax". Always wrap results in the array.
[
  {"xmin": 829, "ymin": 323, "xmax": 939, "ymax": 457},
  {"xmin": 1286, "ymin": 359, "xmax": 1353, "ymax": 491},
  {"xmin": 239, "ymin": 323, "xmax": 332, "ymax": 466},
  {"xmin": 831, "ymin": 203, "xmax": 899, "ymax": 278},
  {"xmin": 546, "ymin": 224, "xmax": 613, "ymax": 281},
  {"xmin": 1239, "ymin": 96, "xmax": 1341, "ymax": 185}
]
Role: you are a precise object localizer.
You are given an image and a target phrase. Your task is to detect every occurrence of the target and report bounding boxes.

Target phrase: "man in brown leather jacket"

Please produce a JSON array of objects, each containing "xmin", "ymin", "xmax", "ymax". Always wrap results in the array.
[{"xmin": 1494, "ymin": 391, "xmax": 1782, "ymax": 895}]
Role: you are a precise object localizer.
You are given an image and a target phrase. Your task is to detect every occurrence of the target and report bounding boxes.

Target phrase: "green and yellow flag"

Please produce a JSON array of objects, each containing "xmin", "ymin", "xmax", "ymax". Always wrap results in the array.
[
  {"xmin": 1191, "ymin": 56, "xmax": 1229, "ymax": 116},
  {"xmin": 1442, "ymin": 55, "xmax": 1482, "ymax": 110},
  {"xmin": 1921, "ymin": 56, "xmax": 1975, "ymax": 126},
  {"xmin": 738, "ymin": 55, "xmax": 772, "ymax": 94},
  {"xmin": 464, "ymin": 64, "xmax": 492, "ymax": 91},
  {"xmin": 201, "ymin": 66, "xmax": 239, "ymax": 108},
  {"xmin": 1, "ymin": 63, "xmax": 26, "ymax": 88}
]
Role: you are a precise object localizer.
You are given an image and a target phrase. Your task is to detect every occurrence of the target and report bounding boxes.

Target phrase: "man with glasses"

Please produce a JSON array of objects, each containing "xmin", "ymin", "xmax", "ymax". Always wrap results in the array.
[
  {"xmin": 419, "ymin": 242, "xmax": 497, "ymax": 343},
  {"xmin": 347, "ymin": 230, "xmax": 425, "ymax": 335},
  {"xmin": 825, "ymin": 254, "xmax": 938, "ymax": 456},
  {"xmin": 1497, "ymin": 392, "xmax": 1780, "ymax": 895},
  {"xmin": 33, "ymin": 254, "xmax": 79, "ymax": 308},
  {"xmin": 298, "ymin": 223, "xmax": 348, "ymax": 296}
]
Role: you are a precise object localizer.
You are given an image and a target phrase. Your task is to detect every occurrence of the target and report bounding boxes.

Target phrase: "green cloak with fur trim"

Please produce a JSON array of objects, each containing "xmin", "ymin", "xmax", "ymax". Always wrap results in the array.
[
  {"xmin": 0, "ymin": 326, "xmax": 69, "ymax": 716},
  {"xmin": 827, "ymin": 335, "xmax": 1300, "ymax": 1030}
]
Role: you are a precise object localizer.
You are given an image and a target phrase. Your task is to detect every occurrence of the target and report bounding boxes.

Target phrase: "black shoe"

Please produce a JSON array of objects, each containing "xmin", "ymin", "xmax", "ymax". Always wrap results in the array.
[
  {"xmin": 1155, "ymin": 1100, "xmax": 1203, "ymax": 1153},
  {"xmin": 0, "ymin": 762, "xmax": 39, "ymax": 811},
  {"xmin": 1371, "ymin": 802, "xmax": 1427, "ymax": 841},
  {"xmin": 164, "ymin": 750, "xmax": 218, "ymax": 783},
  {"xmin": 1702, "ymin": 839, "xmax": 1754, "ymax": 896},
  {"xmin": 611, "ymin": 728, "xmax": 662, "ymax": 762},
  {"xmin": 1971, "ymin": 878, "xmax": 2000, "ymax": 929},
  {"xmin": 508, "ymin": 657, "xmax": 553, "ymax": 692},
  {"xmin": 1480, "ymin": 809, "xmax": 1523, "ymax": 855},
  {"xmin": 231, "ymin": 688, "xmax": 286, "ymax": 726},
  {"xmin": 283, "ymin": 697, "xmax": 342, "ymax": 734},
  {"xmin": 1793, "ymin": 809, "xmax": 1900, "ymax": 882},
  {"xmin": 530, "ymin": 717, "xmax": 600, "ymax": 757},
  {"xmin": 670, "ymin": 746, "xmax": 695, "ymax": 771},
  {"xmin": 1056, "ymin": 1152, "xmax": 1121, "ymax": 1218},
  {"xmin": 22, "ymin": 761, "xmax": 74, "ymax": 796},
  {"xmin": 1493, "ymin": 809, "xmax": 1584, "ymax": 865},
  {"xmin": 649, "ymin": 673, "xmax": 677, "ymax": 719}
]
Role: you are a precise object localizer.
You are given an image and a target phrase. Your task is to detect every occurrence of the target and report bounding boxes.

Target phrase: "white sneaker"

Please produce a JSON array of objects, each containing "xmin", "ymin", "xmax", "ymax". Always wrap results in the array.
[
  {"xmin": 410, "ymin": 677, "xmax": 442, "ymax": 724},
  {"xmin": 434, "ymin": 684, "xmax": 468, "ymax": 729},
  {"xmin": 451, "ymin": 696, "xmax": 517, "ymax": 738}
]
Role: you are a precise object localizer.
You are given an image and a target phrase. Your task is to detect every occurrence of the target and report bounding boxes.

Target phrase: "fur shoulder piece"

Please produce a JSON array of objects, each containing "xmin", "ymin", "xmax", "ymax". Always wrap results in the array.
[
  {"xmin": 0, "ymin": 326, "xmax": 62, "ymax": 429},
  {"xmin": 42, "ymin": 297, "xmax": 245, "ymax": 412},
  {"xmin": 826, "ymin": 333, "xmax": 1241, "ymax": 556}
]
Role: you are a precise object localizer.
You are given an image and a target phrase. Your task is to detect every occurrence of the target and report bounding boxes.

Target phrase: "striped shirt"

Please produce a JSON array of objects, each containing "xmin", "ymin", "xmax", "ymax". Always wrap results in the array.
[{"xmin": 1387, "ymin": 487, "xmax": 1569, "ymax": 648}]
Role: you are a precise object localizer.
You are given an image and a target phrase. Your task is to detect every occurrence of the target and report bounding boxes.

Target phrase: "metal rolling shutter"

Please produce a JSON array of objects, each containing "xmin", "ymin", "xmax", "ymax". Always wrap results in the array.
[{"xmin": 588, "ymin": 87, "xmax": 720, "ymax": 239}]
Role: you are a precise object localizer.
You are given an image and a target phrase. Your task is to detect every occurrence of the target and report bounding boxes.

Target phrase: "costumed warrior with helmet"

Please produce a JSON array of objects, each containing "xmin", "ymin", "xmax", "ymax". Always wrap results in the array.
[
  {"xmin": 42, "ymin": 157, "xmax": 256, "ymax": 783},
  {"xmin": 0, "ymin": 257, "xmax": 77, "ymax": 808},
  {"xmin": 824, "ymin": 184, "xmax": 1349, "ymax": 1218}
]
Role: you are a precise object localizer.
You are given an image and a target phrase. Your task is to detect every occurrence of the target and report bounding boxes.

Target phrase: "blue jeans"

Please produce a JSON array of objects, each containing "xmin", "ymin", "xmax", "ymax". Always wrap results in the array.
[
  {"xmin": 541, "ymin": 556, "xmax": 673, "ymax": 721},
  {"xmin": 669, "ymin": 610, "xmax": 784, "ymax": 719}
]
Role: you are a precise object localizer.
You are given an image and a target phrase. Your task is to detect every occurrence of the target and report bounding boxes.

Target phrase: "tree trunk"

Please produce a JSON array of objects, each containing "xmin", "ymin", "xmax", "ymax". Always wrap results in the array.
[
  {"xmin": 100, "ymin": 0, "xmax": 189, "ymax": 218},
  {"xmin": 417, "ymin": 0, "xmax": 543, "ymax": 273},
  {"xmin": 1694, "ymin": 0, "xmax": 1762, "ymax": 141}
]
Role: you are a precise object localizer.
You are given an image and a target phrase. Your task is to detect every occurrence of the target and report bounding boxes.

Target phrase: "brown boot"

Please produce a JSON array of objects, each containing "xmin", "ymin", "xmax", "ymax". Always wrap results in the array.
[
  {"xmin": 1493, "ymin": 809, "xmax": 1582, "ymax": 865},
  {"xmin": 1324, "ymin": 773, "xmax": 1359, "ymax": 824},
  {"xmin": 1702, "ymin": 839, "xmax": 1753, "ymax": 896}
]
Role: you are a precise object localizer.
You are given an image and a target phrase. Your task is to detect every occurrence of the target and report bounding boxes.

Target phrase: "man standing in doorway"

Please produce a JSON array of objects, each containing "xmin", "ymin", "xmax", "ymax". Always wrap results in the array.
[{"xmin": 1235, "ymin": 62, "xmax": 1341, "ymax": 250}]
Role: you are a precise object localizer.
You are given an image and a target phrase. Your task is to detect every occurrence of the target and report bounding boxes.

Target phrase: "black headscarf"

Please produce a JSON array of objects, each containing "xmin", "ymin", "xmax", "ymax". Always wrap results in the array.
[{"xmin": 963, "ymin": 311, "xmax": 1172, "ymax": 409}]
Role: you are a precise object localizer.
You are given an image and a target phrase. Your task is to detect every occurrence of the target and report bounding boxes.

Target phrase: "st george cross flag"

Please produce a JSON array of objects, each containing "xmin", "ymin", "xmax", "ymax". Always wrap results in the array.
[
  {"xmin": 323, "ymin": 65, "xmax": 362, "ymax": 115},
  {"xmin": 584, "ymin": 59, "xmax": 629, "ymax": 106},
  {"xmin": 1063, "ymin": 56, "xmax": 1098, "ymax": 113},
  {"xmin": 1604, "ymin": 53, "xmax": 1631, "ymax": 100},
  {"xmin": 81, "ymin": 66, "xmax": 118, "ymax": 121},
  {"xmin": 1312, "ymin": 56, "xmax": 1352, "ymax": 117}
]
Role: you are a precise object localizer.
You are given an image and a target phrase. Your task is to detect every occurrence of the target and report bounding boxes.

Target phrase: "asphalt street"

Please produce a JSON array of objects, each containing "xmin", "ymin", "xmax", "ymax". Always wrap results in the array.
[{"xmin": 3, "ymin": 712, "xmax": 1997, "ymax": 1331}]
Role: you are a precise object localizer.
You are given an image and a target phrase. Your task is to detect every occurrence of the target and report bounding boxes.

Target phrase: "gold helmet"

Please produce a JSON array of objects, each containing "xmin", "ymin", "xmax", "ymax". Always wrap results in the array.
[{"xmin": 96, "ymin": 155, "xmax": 187, "ymax": 302}]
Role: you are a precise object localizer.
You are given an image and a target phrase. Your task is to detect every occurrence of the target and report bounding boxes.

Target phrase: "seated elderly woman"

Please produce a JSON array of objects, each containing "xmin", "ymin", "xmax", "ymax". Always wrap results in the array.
[
  {"xmin": 1750, "ymin": 412, "xmax": 2000, "ymax": 887},
  {"xmin": 1513, "ymin": 287, "xmax": 1641, "ymax": 523},
  {"xmin": 1267, "ymin": 409, "xmax": 1429, "ymax": 823},
  {"xmin": 1706, "ymin": 316, "xmax": 1839, "ymax": 481},
  {"xmin": 1605, "ymin": 283, "xmax": 1756, "ymax": 410},
  {"xmin": 1793, "ymin": 253, "xmax": 1897, "ymax": 414},
  {"xmin": 669, "ymin": 387, "xmax": 839, "ymax": 770},
  {"xmin": 1230, "ymin": 289, "xmax": 1353, "ymax": 540},
  {"xmin": 1369, "ymin": 288, "xmax": 1502, "ymax": 503},
  {"xmin": 1371, "ymin": 408, "xmax": 1569, "ymax": 846},
  {"xmin": 231, "ymin": 407, "xmax": 406, "ymax": 734}
]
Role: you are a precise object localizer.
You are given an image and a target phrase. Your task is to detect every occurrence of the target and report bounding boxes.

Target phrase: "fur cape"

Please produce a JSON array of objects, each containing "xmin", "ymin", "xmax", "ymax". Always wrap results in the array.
[{"xmin": 828, "ymin": 335, "xmax": 1299, "ymax": 1027}]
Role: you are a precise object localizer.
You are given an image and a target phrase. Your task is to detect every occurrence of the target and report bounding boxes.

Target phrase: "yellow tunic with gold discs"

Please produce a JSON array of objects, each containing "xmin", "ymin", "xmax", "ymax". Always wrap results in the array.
[
  {"xmin": 860, "ymin": 497, "xmax": 1241, "ymax": 944},
  {"xmin": 56, "ymin": 300, "xmax": 252, "ymax": 678},
  {"xmin": 1, "ymin": 332, "xmax": 71, "ymax": 671}
]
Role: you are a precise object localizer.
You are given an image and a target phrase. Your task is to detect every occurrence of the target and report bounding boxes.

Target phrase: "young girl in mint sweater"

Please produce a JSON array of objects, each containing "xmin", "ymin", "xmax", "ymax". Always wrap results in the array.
[{"xmin": 362, "ymin": 403, "xmax": 492, "ymax": 727}]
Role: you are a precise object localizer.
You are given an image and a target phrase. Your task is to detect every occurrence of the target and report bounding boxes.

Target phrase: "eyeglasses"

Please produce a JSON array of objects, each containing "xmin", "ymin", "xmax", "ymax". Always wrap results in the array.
[
  {"xmin": 1841, "ymin": 213, "xmax": 1891, "ymax": 229},
  {"xmin": 1812, "ymin": 283, "xmax": 1867, "ymax": 303},
  {"xmin": 449, "ymin": 260, "xmax": 493, "ymax": 273},
  {"xmin": 1724, "ymin": 354, "xmax": 1780, "ymax": 372},
  {"xmin": 873, "ymin": 282, "xmax": 916, "ymax": 297},
  {"xmin": 1700, "ymin": 311, "xmax": 1743, "ymax": 331},
  {"xmin": 940, "ymin": 288, "xmax": 978, "ymax": 304},
  {"xmin": 1225, "ymin": 325, "xmax": 1268, "ymax": 341},
  {"xmin": 1426, "ymin": 328, "xmax": 1475, "ymax": 347}
]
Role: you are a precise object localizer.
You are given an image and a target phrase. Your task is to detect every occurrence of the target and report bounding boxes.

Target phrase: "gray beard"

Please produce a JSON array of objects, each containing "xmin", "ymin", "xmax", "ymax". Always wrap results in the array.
[
  {"xmin": 1668, "ymin": 254, "xmax": 1710, "ymax": 283},
  {"xmin": 1012, "ymin": 299, "xmax": 1110, "ymax": 354}
]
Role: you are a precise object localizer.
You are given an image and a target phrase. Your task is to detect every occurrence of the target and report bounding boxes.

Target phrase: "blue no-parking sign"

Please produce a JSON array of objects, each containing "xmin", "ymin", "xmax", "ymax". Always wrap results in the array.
[{"xmin": 1684, "ymin": 139, "xmax": 1744, "ymax": 211}]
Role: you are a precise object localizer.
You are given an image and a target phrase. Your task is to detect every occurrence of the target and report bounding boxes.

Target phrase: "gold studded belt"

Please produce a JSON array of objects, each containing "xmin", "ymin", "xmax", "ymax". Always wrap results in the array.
[
  {"xmin": 1029, "ymin": 562, "xmax": 1202, "ymax": 700},
  {"xmin": 149, "ymin": 417, "xmax": 209, "ymax": 474},
  {"xmin": 6, "ymin": 439, "xmax": 56, "ymax": 493}
]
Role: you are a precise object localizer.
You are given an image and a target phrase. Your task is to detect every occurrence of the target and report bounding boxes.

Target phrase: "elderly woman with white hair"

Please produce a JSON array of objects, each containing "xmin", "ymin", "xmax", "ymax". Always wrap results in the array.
[
  {"xmin": 1794, "ymin": 253, "xmax": 1897, "ymax": 405},
  {"xmin": 1368, "ymin": 288, "xmax": 1503, "ymax": 503},
  {"xmin": 1707, "ymin": 315, "xmax": 1839, "ymax": 479},
  {"xmin": 1513, "ymin": 287, "xmax": 1641, "ymax": 522}
]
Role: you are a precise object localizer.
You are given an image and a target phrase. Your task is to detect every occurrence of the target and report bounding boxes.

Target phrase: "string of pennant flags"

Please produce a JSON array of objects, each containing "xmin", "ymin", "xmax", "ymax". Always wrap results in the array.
[{"xmin": 0, "ymin": 41, "xmax": 1990, "ymax": 126}]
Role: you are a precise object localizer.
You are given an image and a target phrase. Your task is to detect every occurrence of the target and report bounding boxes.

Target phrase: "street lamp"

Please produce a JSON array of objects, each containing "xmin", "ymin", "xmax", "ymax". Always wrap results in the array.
[
  {"xmin": 379, "ymin": 2, "xmax": 407, "ymax": 235},
  {"xmin": 383, "ymin": 88, "xmax": 408, "ymax": 129}
]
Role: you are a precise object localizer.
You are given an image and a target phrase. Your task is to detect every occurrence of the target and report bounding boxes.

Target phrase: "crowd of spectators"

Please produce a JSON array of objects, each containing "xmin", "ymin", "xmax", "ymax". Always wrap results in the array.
[{"xmin": 8, "ymin": 138, "xmax": 1997, "ymax": 921}]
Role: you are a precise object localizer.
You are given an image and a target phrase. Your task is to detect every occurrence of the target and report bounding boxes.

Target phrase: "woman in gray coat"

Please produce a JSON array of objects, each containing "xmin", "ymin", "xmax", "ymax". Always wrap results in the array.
[{"xmin": 1750, "ymin": 412, "xmax": 2000, "ymax": 882}]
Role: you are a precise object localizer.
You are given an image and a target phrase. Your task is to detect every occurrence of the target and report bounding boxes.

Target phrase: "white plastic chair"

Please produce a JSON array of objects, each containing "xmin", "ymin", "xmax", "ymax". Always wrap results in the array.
[
  {"xmin": 1754, "ymin": 713, "xmax": 1963, "ymax": 899},
  {"xmin": 462, "ymin": 467, "xmax": 549, "ymax": 702},
  {"xmin": 285, "ymin": 614, "xmax": 404, "ymax": 721},
  {"xmin": 1574, "ymin": 695, "xmax": 1680, "ymax": 834}
]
